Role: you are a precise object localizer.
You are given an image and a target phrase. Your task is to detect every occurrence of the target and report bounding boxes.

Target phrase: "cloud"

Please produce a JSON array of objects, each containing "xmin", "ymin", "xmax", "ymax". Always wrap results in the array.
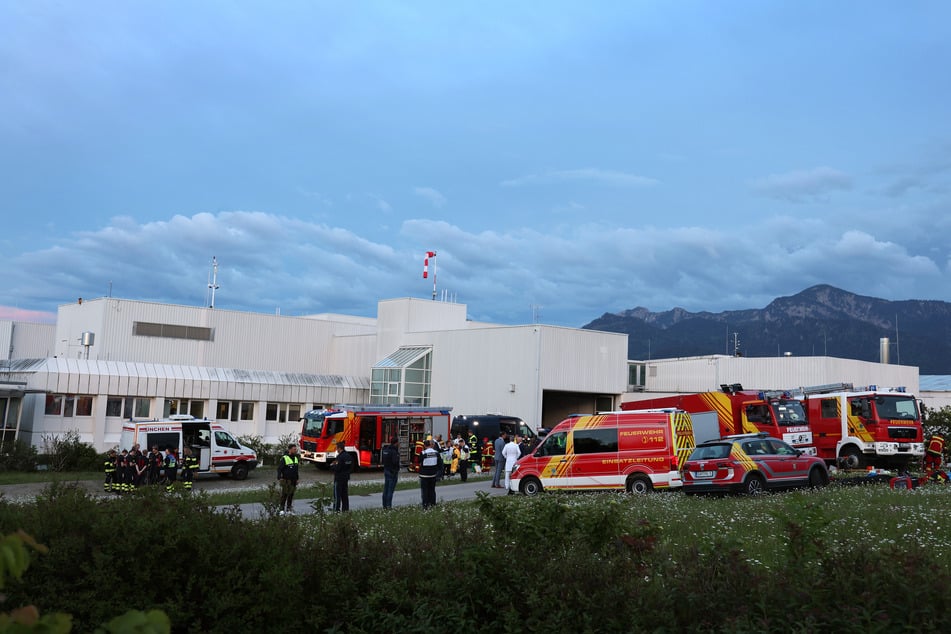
[
  {"xmin": 0, "ymin": 306, "xmax": 56, "ymax": 323},
  {"xmin": 751, "ymin": 167, "xmax": 853, "ymax": 202},
  {"xmin": 500, "ymin": 168, "xmax": 658, "ymax": 188},
  {"xmin": 0, "ymin": 210, "xmax": 947, "ymax": 329},
  {"xmin": 413, "ymin": 186, "xmax": 447, "ymax": 208}
]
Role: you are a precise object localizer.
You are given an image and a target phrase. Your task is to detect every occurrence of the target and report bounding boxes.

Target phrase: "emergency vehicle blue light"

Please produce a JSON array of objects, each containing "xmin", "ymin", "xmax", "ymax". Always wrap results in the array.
[
  {"xmin": 868, "ymin": 384, "xmax": 877, "ymax": 391},
  {"xmin": 757, "ymin": 392, "xmax": 765, "ymax": 400}
]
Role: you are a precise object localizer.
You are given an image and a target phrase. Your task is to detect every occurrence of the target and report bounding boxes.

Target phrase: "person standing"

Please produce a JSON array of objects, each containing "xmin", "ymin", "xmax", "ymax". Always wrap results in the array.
[
  {"xmin": 163, "ymin": 447, "xmax": 178, "ymax": 493},
  {"xmin": 103, "ymin": 449, "xmax": 117, "ymax": 493},
  {"xmin": 457, "ymin": 439, "xmax": 470, "ymax": 482},
  {"xmin": 147, "ymin": 446, "xmax": 163, "ymax": 485},
  {"xmin": 331, "ymin": 440, "xmax": 353, "ymax": 512},
  {"xmin": 502, "ymin": 434, "xmax": 522, "ymax": 493},
  {"xmin": 491, "ymin": 432, "xmax": 507, "ymax": 488},
  {"xmin": 467, "ymin": 430, "xmax": 480, "ymax": 473},
  {"xmin": 277, "ymin": 443, "xmax": 301, "ymax": 514},
  {"xmin": 180, "ymin": 446, "xmax": 199, "ymax": 491},
  {"xmin": 418, "ymin": 439, "xmax": 440, "ymax": 508},
  {"xmin": 381, "ymin": 436, "xmax": 400, "ymax": 509}
]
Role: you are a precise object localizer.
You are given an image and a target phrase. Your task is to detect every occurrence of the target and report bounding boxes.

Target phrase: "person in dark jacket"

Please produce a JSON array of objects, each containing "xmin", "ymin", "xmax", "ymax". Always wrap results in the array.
[
  {"xmin": 163, "ymin": 448, "xmax": 178, "ymax": 492},
  {"xmin": 180, "ymin": 447, "xmax": 199, "ymax": 491},
  {"xmin": 331, "ymin": 440, "xmax": 353, "ymax": 512},
  {"xmin": 104, "ymin": 449, "xmax": 117, "ymax": 492},
  {"xmin": 147, "ymin": 446, "xmax": 164, "ymax": 485},
  {"xmin": 381, "ymin": 437, "xmax": 400, "ymax": 509},
  {"xmin": 277, "ymin": 444, "xmax": 301, "ymax": 514}
]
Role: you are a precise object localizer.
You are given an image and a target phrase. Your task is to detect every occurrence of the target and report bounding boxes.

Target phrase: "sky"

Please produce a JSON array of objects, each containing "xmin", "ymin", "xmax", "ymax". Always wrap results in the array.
[{"xmin": 1, "ymin": 1, "xmax": 950, "ymax": 327}]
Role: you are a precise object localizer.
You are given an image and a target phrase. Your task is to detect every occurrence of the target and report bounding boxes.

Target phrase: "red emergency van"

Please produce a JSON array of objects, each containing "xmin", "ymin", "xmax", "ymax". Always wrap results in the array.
[{"xmin": 509, "ymin": 409, "xmax": 695, "ymax": 495}]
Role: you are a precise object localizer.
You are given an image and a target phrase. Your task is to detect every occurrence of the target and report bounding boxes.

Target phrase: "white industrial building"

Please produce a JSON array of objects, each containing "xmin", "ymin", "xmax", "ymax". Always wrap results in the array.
[
  {"xmin": 622, "ymin": 354, "xmax": 921, "ymax": 406},
  {"xmin": 0, "ymin": 296, "xmax": 628, "ymax": 451},
  {"xmin": 1, "ymin": 295, "xmax": 942, "ymax": 454}
]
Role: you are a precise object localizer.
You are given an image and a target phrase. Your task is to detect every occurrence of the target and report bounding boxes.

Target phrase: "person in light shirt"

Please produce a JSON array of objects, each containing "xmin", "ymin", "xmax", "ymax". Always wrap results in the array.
[{"xmin": 502, "ymin": 435, "xmax": 522, "ymax": 494}]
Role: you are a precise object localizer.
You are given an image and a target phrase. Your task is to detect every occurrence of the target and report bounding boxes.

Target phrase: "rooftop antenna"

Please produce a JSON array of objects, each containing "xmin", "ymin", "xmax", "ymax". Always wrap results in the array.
[{"xmin": 207, "ymin": 256, "xmax": 219, "ymax": 309}]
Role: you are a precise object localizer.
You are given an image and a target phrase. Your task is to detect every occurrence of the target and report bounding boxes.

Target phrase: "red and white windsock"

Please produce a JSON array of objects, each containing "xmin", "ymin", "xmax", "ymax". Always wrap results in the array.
[{"xmin": 422, "ymin": 251, "xmax": 436, "ymax": 278}]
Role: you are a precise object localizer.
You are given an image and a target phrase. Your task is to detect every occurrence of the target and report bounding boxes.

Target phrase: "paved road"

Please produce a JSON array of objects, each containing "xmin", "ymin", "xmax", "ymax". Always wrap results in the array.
[
  {"xmin": 243, "ymin": 477, "xmax": 511, "ymax": 519},
  {"xmin": 0, "ymin": 466, "xmax": 513, "ymax": 515}
]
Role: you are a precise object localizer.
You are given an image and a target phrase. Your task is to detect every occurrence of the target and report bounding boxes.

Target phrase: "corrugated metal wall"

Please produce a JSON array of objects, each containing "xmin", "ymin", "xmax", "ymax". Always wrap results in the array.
[
  {"xmin": 54, "ymin": 298, "xmax": 378, "ymax": 374},
  {"xmin": 636, "ymin": 354, "xmax": 919, "ymax": 395}
]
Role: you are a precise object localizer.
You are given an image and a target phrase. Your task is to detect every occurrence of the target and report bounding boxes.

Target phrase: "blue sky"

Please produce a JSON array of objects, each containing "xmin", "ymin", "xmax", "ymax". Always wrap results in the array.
[{"xmin": 1, "ymin": 1, "xmax": 950, "ymax": 327}]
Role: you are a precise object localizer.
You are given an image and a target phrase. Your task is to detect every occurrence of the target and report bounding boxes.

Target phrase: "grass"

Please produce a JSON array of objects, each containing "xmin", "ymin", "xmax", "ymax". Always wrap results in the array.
[
  {"xmin": 0, "ymin": 470, "xmax": 101, "ymax": 485},
  {"xmin": 289, "ymin": 479, "xmax": 951, "ymax": 570}
]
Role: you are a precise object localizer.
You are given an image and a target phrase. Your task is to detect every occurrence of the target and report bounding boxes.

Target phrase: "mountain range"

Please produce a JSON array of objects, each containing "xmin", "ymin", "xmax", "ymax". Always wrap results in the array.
[{"xmin": 581, "ymin": 285, "xmax": 951, "ymax": 375}]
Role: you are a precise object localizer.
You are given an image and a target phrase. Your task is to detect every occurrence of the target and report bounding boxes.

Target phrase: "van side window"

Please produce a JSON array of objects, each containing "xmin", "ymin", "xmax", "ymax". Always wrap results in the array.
[
  {"xmin": 538, "ymin": 432, "xmax": 567, "ymax": 457},
  {"xmin": 573, "ymin": 429, "xmax": 618, "ymax": 454},
  {"xmin": 215, "ymin": 431, "xmax": 240, "ymax": 449}
]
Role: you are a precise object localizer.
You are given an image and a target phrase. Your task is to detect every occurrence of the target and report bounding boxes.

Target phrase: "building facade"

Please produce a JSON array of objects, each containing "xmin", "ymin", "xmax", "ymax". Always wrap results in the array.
[{"xmin": 1, "ymin": 296, "xmax": 628, "ymax": 451}]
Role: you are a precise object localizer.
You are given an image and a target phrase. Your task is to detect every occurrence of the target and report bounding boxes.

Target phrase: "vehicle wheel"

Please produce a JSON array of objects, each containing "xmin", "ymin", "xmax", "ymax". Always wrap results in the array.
[
  {"xmin": 231, "ymin": 463, "xmax": 249, "ymax": 480},
  {"xmin": 626, "ymin": 475, "xmax": 653, "ymax": 494},
  {"xmin": 839, "ymin": 446, "xmax": 864, "ymax": 470},
  {"xmin": 808, "ymin": 466, "xmax": 828, "ymax": 488},
  {"xmin": 742, "ymin": 474, "xmax": 765, "ymax": 495},
  {"xmin": 521, "ymin": 477, "xmax": 543, "ymax": 496}
]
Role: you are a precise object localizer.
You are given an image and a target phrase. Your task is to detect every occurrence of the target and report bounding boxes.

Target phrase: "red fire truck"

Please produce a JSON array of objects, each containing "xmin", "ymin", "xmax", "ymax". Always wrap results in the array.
[
  {"xmin": 623, "ymin": 385, "xmax": 815, "ymax": 454},
  {"xmin": 797, "ymin": 383, "xmax": 924, "ymax": 468},
  {"xmin": 299, "ymin": 405, "xmax": 452, "ymax": 470}
]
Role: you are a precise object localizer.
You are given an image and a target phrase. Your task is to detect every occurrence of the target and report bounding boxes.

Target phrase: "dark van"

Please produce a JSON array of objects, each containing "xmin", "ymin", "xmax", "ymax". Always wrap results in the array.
[{"xmin": 451, "ymin": 414, "xmax": 537, "ymax": 447}]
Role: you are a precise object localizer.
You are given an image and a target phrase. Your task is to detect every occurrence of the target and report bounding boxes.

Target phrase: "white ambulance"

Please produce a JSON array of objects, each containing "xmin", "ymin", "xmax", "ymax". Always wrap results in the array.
[{"xmin": 119, "ymin": 415, "xmax": 259, "ymax": 480}]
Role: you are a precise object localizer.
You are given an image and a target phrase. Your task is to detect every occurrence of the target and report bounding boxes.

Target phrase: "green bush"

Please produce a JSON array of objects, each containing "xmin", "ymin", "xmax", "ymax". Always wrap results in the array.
[
  {"xmin": 1, "ymin": 486, "xmax": 950, "ymax": 632},
  {"xmin": 0, "ymin": 439, "xmax": 38, "ymax": 472},
  {"xmin": 39, "ymin": 430, "xmax": 100, "ymax": 472}
]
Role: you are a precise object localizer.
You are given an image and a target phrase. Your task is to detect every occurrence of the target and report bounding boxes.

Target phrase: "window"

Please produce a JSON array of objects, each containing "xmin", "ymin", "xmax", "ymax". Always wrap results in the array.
[
  {"xmin": 239, "ymin": 402, "xmax": 254, "ymax": 421},
  {"xmin": 573, "ymin": 428, "xmax": 618, "ymax": 454},
  {"xmin": 45, "ymin": 394, "xmax": 64, "ymax": 416},
  {"xmin": 266, "ymin": 403, "xmax": 281, "ymax": 422},
  {"xmin": 214, "ymin": 431, "xmax": 240, "ymax": 449},
  {"xmin": 164, "ymin": 399, "xmax": 182, "ymax": 418},
  {"xmin": 538, "ymin": 431, "xmax": 567, "ymax": 457},
  {"xmin": 188, "ymin": 400, "xmax": 204, "ymax": 419},
  {"xmin": 627, "ymin": 363, "xmax": 646, "ymax": 390},
  {"xmin": 371, "ymin": 347, "xmax": 432, "ymax": 406},
  {"xmin": 106, "ymin": 397, "xmax": 123, "ymax": 417},
  {"xmin": 133, "ymin": 398, "xmax": 151, "ymax": 418},
  {"xmin": 64, "ymin": 395, "xmax": 75, "ymax": 417},
  {"xmin": 216, "ymin": 401, "xmax": 231, "ymax": 421},
  {"xmin": 767, "ymin": 439, "xmax": 797, "ymax": 456},
  {"xmin": 75, "ymin": 396, "xmax": 93, "ymax": 417},
  {"xmin": 133, "ymin": 321, "xmax": 214, "ymax": 341},
  {"xmin": 288, "ymin": 404, "xmax": 301, "ymax": 422},
  {"xmin": 820, "ymin": 398, "xmax": 838, "ymax": 419}
]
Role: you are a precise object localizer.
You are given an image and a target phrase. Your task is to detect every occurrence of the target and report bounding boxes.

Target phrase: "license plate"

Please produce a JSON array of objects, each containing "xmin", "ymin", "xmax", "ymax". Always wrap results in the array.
[
  {"xmin": 693, "ymin": 470, "xmax": 715, "ymax": 479},
  {"xmin": 899, "ymin": 443, "xmax": 910, "ymax": 450}
]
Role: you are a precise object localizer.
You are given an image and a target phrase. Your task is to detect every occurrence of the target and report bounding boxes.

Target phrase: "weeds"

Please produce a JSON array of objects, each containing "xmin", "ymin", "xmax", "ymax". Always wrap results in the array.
[{"xmin": 0, "ymin": 483, "xmax": 949, "ymax": 632}]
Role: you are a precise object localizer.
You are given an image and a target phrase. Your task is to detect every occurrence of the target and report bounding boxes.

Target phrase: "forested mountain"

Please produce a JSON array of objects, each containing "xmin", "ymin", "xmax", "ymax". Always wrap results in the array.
[{"xmin": 582, "ymin": 285, "xmax": 951, "ymax": 374}]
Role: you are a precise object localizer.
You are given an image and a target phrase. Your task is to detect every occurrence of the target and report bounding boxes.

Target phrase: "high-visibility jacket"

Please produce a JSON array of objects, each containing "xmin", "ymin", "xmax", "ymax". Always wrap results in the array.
[{"xmin": 927, "ymin": 434, "xmax": 945, "ymax": 457}]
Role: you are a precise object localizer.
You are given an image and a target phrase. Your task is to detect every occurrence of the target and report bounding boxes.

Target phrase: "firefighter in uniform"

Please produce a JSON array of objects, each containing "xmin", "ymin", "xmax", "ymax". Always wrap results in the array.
[
  {"xmin": 467, "ymin": 431, "xmax": 479, "ymax": 473},
  {"xmin": 924, "ymin": 433, "xmax": 948, "ymax": 481},
  {"xmin": 104, "ymin": 449, "xmax": 117, "ymax": 492},
  {"xmin": 164, "ymin": 448, "xmax": 178, "ymax": 492},
  {"xmin": 411, "ymin": 437, "xmax": 425, "ymax": 473},
  {"xmin": 481, "ymin": 437, "xmax": 494, "ymax": 473},
  {"xmin": 180, "ymin": 447, "xmax": 199, "ymax": 491},
  {"xmin": 121, "ymin": 450, "xmax": 136, "ymax": 493}
]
